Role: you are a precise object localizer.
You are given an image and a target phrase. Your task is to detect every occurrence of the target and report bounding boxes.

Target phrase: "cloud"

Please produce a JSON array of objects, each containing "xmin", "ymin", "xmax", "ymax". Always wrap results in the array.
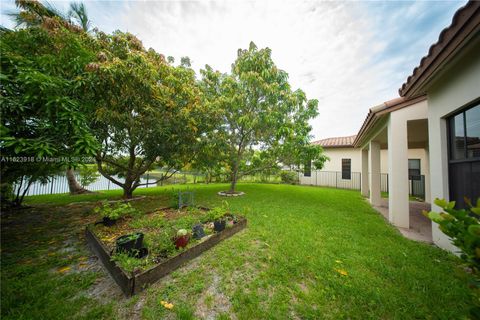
[{"xmin": 0, "ymin": 0, "xmax": 465, "ymax": 140}]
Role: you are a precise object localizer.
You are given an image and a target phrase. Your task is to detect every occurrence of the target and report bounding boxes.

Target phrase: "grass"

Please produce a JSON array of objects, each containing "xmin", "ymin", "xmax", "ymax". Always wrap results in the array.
[{"xmin": 1, "ymin": 183, "xmax": 472, "ymax": 319}]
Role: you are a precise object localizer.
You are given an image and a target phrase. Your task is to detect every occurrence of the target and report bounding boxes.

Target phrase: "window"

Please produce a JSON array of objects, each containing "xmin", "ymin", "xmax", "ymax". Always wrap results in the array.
[
  {"xmin": 448, "ymin": 103, "xmax": 480, "ymax": 208},
  {"xmin": 408, "ymin": 159, "xmax": 421, "ymax": 180},
  {"xmin": 304, "ymin": 160, "xmax": 311, "ymax": 177},
  {"xmin": 342, "ymin": 159, "xmax": 351, "ymax": 180}
]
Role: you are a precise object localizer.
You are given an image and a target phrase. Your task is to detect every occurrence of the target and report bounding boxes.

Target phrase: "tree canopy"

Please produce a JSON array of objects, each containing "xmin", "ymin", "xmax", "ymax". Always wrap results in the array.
[
  {"xmin": 1, "ymin": 1, "xmax": 325, "ymax": 204},
  {"xmin": 0, "ymin": 16, "xmax": 97, "ymax": 205},
  {"xmin": 200, "ymin": 42, "xmax": 326, "ymax": 193},
  {"xmin": 83, "ymin": 31, "xmax": 211, "ymax": 198}
]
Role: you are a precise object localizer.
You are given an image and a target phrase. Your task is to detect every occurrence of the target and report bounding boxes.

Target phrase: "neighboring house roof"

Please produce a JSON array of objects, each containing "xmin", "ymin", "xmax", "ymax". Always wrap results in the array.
[
  {"xmin": 312, "ymin": 135, "xmax": 357, "ymax": 148},
  {"xmin": 399, "ymin": 1, "xmax": 480, "ymax": 98},
  {"xmin": 353, "ymin": 95, "xmax": 427, "ymax": 148}
]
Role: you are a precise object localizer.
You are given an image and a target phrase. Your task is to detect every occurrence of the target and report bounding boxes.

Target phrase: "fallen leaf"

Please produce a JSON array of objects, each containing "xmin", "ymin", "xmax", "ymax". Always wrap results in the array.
[
  {"xmin": 160, "ymin": 300, "xmax": 174, "ymax": 310},
  {"xmin": 58, "ymin": 266, "xmax": 71, "ymax": 273},
  {"xmin": 335, "ymin": 269, "xmax": 348, "ymax": 276}
]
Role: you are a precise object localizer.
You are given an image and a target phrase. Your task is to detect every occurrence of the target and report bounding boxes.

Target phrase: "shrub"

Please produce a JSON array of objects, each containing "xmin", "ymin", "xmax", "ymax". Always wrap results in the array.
[
  {"xmin": 280, "ymin": 171, "xmax": 299, "ymax": 185},
  {"xmin": 78, "ymin": 166, "xmax": 100, "ymax": 187},
  {"xmin": 93, "ymin": 201, "xmax": 141, "ymax": 220},
  {"xmin": 424, "ymin": 197, "xmax": 480, "ymax": 317}
]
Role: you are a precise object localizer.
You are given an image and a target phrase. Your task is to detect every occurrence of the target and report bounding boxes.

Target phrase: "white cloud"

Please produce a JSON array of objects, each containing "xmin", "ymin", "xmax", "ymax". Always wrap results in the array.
[
  {"xmin": 1, "ymin": 0, "xmax": 463, "ymax": 140},
  {"xmin": 117, "ymin": 0, "xmax": 393, "ymax": 139}
]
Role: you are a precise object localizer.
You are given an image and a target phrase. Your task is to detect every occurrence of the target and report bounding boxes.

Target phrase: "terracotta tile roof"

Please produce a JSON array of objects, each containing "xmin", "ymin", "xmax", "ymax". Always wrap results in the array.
[
  {"xmin": 399, "ymin": 1, "xmax": 480, "ymax": 97},
  {"xmin": 312, "ymin": 135, "xmax": 357, "ymax": 148},
  {"xmin": 353, "ymin": 95, "xmax": 427, "ymax": 148}
]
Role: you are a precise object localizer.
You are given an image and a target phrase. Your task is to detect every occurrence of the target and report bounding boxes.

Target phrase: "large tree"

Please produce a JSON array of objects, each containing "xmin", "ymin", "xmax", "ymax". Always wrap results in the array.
[
  {"xmin": 83, "ymin": 32, "xmax": 209, "ymax": 198},
  {"xmin": 200, "ymin": 42, "xmax": 327, "ymax": 193},
  {"xmin": 8, "ymin": 0, "xmax": 96, "ymax": 196},
  {"xmin": 0, "ymin": 16, "xmax": 98, "ymax": 206}
]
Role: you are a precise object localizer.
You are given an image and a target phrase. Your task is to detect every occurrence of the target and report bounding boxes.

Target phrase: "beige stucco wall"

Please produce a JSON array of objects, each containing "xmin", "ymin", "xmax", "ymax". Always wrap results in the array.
[
  {"xmin": 427, "ymin": 38, "xmax": 480, "ymax": 252},
  {"xmin": 301, "ymin": 147, "xmax": 427, "ymax": 175},
  {"xmin": 320, "ymin": 148, "xmax": 362, "ymax": 172},
  {"xmin": 299, "ymin": 147, "xmax": 428, "ymax": 185}
]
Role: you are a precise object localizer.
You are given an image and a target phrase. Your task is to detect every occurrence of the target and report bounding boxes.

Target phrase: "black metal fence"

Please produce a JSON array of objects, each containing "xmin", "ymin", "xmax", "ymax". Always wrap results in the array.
[
  {"xmin": 301, "ymin": 171, "xmax": 425, "ymax": 199},
  {"xmin": 13, "ymin": 170, "xmax": 282, "ymax": 197}
]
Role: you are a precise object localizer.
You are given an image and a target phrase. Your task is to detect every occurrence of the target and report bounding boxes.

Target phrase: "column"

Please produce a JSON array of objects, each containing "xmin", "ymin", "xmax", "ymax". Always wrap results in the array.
[
  {"xmin": 361, "ymin": 149, "xmax": 369, "ymax": 197},
  {"xmin": 388, "ymin": 115, "xmax": 409, "ymax": 228},
  {"xmin": 369, "ymin": 141, "xmax": 381, "ymax": 206}
]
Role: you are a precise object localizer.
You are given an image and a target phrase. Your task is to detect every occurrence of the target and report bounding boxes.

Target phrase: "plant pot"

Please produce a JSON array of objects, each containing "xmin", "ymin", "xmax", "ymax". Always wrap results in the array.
[
  {"xmin": 192, "ymin": 223, "xmax": 205, "ymax": 239},
  {"xmin": 116, "ymin": 232, "xmax": 144, "ymax": 255},
  {"xmin": 214, "ymin": 220, "xmax": 226, "ymax": 232},
  {"xmin": 102, "ymin": 216, "xmax": 117, "ymax": 226},
  {"xmin": 174, "ymin": 235, "xmax": 190, "ymax": 249}
]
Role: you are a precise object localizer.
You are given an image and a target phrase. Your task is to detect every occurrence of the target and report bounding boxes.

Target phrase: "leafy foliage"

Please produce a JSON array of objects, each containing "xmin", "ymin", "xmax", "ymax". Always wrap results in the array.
[
  {"xmin": 199, "ymin": 42, "xmax": 327, "ymax": 192},
  {"xmin": 0, "ymin": 23, "xmax": 97, "ymax": 206},
  {"xmin": 93, "ymin": 201, "xmax": 140, "ymax": 220},
  {"xmin": 78, "ymin": 166, "xmax": 99, "ymax": 187},
  {"xmin": 280, "ymin": 170, "xmax": 299, "ymax": 185},
  {"xmin": 424, "ymin": 198, "xmax": 480, "ymax": 272},
  {"xmin": 110, "ymin": 252, "xmax": 144, "ymax": 273},
  {"xmin": 84, "ymin": 31, "xmax": 210, "ymax": 198},
  {"xmin": 424, "ymin": 198, "xmax": 480, "ymax": 316}
]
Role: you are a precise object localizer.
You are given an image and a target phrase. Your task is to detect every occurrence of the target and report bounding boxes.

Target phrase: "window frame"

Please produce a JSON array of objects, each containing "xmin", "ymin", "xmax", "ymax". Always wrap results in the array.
[
  {"xmin": 446, "ymin": 101, "xmax": 480, "ymax": 208},
  {"xmin": 341, "ymin": 158, "xmax": 351, "ymax": 180},
  {"xmin": 303, "ymin": 160, "xmax": 311, "ymax": 177},
  {"xmin": 408, "ymin": 159, "xmax": 421, "ymax": 181}
]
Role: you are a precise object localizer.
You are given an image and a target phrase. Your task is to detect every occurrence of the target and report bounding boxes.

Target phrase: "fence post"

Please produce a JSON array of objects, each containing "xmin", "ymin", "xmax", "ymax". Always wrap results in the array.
[
  {"xmin": 161, "ymin": 173, "xmax": 163, "ymax": 186},
  {"xmin": 335, "ymin": 172, "xmax": 338, "ymax": 189},
  {"xmin": 108, "ymin": 179, "xmax": 110, "ymax": 191},
  {"xmin": 50, "ymin": 176, "xmax": 54, "ymax": 194},
  {"xmin": 146, "ymin": 173, "xmax": 149, "ymax": 188}
]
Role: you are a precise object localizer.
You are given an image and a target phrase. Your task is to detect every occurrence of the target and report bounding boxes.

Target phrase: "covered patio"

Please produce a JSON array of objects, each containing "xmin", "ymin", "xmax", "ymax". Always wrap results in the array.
[
  {"xmin": 354, "ymin": 96, "xmax": 432, "ymax": 243},
  {"xmin": 373, "ymin": 199, "xmax": 432, "ymax": 243}
]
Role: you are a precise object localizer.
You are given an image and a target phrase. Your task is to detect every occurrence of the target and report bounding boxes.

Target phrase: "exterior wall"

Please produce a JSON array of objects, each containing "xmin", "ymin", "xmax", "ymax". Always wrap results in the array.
[
  {"xmin": 320, "ymin": 148, "xmax": 362, "ymax": 172},
  {"xmin": 427, "ymin": 39, "xmax": 480, "ymax": 252},
  {"xmin": 299, "ymin": 147, "xmax": 428, "ymax": 191}
]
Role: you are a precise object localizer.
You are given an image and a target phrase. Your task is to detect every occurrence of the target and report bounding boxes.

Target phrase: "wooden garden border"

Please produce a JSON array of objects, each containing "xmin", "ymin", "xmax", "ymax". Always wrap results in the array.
[{"xmin": 85, "ymin": 216, "xmax": 247, "ymax": 296}]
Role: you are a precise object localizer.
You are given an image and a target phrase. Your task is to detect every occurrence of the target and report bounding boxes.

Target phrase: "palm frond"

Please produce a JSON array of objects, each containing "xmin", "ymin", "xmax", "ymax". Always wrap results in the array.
[{"xmin": 68, "ymin": 2, "xmax": 91, "ymax": 32}]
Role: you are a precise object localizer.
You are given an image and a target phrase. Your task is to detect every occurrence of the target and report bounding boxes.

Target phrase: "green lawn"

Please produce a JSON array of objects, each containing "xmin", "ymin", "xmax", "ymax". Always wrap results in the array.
[{"xmin": 1, "ymin": 184, "xmax": 471, "ymax": 319}]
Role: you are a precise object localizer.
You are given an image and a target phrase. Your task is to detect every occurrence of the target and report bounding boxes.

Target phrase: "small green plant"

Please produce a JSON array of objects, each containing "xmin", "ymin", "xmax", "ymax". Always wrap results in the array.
[
  {"xmin": 94, "ymin": 201, "xmax": 141, "ymax": 220},
  {"xmin": 280, "ymin": 171, "xmax": 299, "ymax": 184},
  {"xmin": 110, "ymin": 252, "xmax": 145, "ymax": 273},
  {"xmin": 201, "ymin": 206, "xmax": 226, "ymax": 223},
  {"xmin": 116, "ymin": 232, "xmax": 142, "ymax": 245},
  {"xmin": 423, "ymin": 197, "xmax": 480, "ymax": 317},
  {"xmin": 78, "ymin": 166, "xmax": 100, "ymax": 187},
  {"xmin": 144, "ymin": 229, "xmax": 176, "ymax": 257}
]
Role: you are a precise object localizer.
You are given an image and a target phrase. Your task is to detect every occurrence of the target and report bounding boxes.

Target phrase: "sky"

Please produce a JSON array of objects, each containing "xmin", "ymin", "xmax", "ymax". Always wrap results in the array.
[{"xmin": 0, "ymin": 0, "xmax": 466, "ymax": 140}]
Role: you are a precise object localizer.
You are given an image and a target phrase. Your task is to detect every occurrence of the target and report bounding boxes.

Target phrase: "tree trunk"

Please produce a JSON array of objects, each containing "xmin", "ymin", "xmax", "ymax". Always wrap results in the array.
[
  {"xmin": 123, "ymin": 188, "xmax": 133, "ymax": 199},
  {"xmin": 66, "ymin": 167, "xmax": 90, "ymax": 195},
  {"xmin": 229, "ymin": 166, "xmax": 238, "ymax": 193}
]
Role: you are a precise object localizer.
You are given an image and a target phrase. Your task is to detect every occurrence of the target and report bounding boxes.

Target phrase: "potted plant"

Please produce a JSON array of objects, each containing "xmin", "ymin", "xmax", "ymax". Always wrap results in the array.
[
  {"xmin": 192, "ymin": 223, "xmax": 205, "ymax": 239},
  {"xmin": 214, "ymin": 218, "xmax": 226, "ymax": 232},
  {"xmin": 174, "ymin": 229, "xmax": 190, "ymax": 249},
  {"xmin": 116, "ymin": 232, "xmax": 144, "ymax": 256},
  {"xmin": 94, "ymin": 201, "xmax": 139, "ymax": 226}
]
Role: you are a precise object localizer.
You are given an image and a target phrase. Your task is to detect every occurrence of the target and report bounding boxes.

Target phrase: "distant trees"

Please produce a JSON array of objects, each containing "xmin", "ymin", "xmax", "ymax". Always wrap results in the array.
[
  {"xmin": 200, "ymin": 42, "xmax": 326, "ymax": 193},
  {"xmin": 1, "ymin": 2, "xmax": 325, "ymax": 205}
]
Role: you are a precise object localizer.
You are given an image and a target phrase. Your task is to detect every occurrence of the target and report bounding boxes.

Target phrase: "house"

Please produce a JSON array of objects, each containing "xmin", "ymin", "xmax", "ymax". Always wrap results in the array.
[
  {"xmin": 356, "ymin": 1, "xmax": 480, "ymax": 251},
  {"xmin": 300, "ymin": 134, "xmax": 429, "ymax": 199}
]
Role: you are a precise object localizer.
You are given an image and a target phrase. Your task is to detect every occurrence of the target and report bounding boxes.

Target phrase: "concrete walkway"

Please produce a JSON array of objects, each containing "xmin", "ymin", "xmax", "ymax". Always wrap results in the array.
[{"xmin": 373, "ymin": 199, "xmax": 432, "ymax": 243}]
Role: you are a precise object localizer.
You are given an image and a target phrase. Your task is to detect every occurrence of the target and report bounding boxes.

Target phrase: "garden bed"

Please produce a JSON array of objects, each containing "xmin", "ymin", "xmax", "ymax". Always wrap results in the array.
[{"xmin": 85, "ymin": 206, "xmax": 246, "ymax": 296}]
